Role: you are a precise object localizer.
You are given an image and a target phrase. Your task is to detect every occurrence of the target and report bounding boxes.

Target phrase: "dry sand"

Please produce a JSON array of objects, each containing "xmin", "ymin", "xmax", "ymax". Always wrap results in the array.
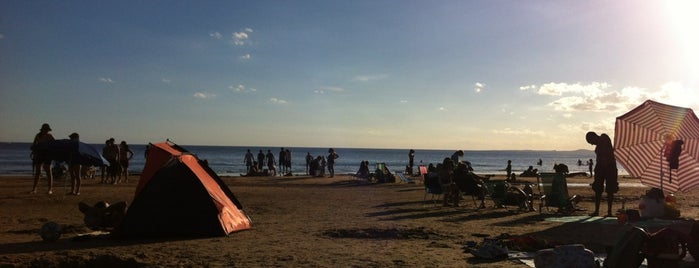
[{"xmin": 1, "ymin": 174, "xmax": 698, "ymax": 267}]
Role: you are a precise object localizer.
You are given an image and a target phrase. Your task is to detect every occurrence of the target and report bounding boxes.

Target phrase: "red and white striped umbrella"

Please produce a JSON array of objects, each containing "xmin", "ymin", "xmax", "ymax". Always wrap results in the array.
[{"xmin": 614, "ymin": 100, "xmax": 699, "ymax": 192}]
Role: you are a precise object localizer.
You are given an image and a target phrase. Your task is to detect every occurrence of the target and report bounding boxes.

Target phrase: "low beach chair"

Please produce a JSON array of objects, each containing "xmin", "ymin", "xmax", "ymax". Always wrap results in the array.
[
  {"xmin": 423, "ymin": 172, "xmax": 443, "ymax": 205},
  {"xmin": 538, "ymin": 172, "xmax": 579, "ymax": 214},
  {"xmin": 396, "ymin": 172, "xmax": 414, "ymax": 184},
  {"xmin": 373, "ymin": 163, "xmax": 396, "ymax": 183}
]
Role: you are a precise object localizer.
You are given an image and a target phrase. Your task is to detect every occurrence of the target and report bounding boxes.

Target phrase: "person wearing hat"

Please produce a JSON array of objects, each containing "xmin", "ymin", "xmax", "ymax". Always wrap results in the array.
[
  {"xmin": 586, "ymin": 131, "xmax": 619, "ymax": 217},
  {"xmin": 31, "ymin": 123, "xmax": 55, "ymax": 194}
]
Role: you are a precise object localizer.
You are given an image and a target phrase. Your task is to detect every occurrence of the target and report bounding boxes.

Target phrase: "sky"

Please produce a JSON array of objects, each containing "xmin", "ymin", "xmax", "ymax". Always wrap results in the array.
[{"xmin": 1, "ymin": 1, "xmax": 698, "ymax": 150}]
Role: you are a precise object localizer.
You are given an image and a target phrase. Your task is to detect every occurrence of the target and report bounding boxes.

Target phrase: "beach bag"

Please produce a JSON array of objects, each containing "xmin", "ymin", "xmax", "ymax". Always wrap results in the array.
[
  {"xmin": 603, "ymin": 226, "xmax": 649, "ymax": 268},
  {"xmin": 534, "ymin": 244, "xmax": 596, "ymax": 268}
]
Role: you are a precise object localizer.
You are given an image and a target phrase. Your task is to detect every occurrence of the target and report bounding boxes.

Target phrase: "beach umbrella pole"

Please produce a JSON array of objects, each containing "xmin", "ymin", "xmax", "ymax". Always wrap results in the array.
[{"xmin": 660, "ymin": 146, "xmax": 665, "ymax": 191}]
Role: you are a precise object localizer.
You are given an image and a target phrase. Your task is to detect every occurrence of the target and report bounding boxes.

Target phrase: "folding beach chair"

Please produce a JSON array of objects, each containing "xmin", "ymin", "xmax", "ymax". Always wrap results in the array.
[
  {"xmin": 396, "ymin": 172, "xmax": 414, "ymax": 183},
  {"xmin": 423, "ymin": 171, "xmax": 443, "ymax": 205},
  {"xmin": 373, "ymin": 163, "xmax": 396, "ymax": 183},
  {"xmin": 538, "ymin": 172, "xmax": 579, "ymax": 214},
  {"xmin": 418, "ymin": 165, "xmax": 428, "ymax": 176}
]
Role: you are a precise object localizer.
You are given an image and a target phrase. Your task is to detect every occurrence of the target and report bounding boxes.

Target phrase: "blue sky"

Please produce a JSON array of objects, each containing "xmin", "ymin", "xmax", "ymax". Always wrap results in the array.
[{"xmin": 1, "ymin": 1, "xmax": 698, "ymax": 150}]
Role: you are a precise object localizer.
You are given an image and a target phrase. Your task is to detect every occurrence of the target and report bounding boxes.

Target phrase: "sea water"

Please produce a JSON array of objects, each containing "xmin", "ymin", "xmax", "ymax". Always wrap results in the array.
[{"xmin": 0, "ymin": 142, "xmax": 626, "ymax": 176}]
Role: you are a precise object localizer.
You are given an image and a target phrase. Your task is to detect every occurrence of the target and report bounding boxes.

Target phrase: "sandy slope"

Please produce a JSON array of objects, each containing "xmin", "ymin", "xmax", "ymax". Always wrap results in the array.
[{"xmin": 1, "ymin": 174, "xmax": 697, "ymax": 267}]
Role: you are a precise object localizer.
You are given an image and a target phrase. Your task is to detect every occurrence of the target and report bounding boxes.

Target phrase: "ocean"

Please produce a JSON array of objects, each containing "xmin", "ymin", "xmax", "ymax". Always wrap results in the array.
[{"xmin": 0, "ymin": 142, "xmax": 627, "ymax": 177}]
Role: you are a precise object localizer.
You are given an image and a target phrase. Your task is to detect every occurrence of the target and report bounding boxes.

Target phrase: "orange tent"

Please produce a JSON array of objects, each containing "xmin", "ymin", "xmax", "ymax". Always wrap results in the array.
[{"xmin": 116, "ymin": 141, "xmax": 251, "ymax": 237}]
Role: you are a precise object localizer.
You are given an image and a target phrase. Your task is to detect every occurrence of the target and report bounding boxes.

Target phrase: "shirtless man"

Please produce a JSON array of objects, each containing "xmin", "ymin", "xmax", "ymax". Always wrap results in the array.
[{"xmin": 31, "ymin": 123, "xmax": 55, "ymax": 194}]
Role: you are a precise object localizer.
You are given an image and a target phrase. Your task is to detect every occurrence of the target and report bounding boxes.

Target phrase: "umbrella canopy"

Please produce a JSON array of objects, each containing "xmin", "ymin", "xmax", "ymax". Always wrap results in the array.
[
  {"xmin": 614, "ymin": 100, "xmax": 699, "ymax": 192},
  {"xmin": 31, "ymin": 139, "xmax": 107, "ymax": 166}
]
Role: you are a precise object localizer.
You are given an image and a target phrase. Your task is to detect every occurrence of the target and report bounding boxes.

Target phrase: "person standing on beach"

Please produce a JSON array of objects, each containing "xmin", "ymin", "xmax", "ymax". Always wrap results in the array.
[
  {"xmin": 244, "ymin": 149, "xmax": 254, "ymax": 173},
  {"xmin": 266, "ymin": 150, "xmax": 276, "ymax": 175},
  {"xmin": 586, "ymin": 131, "xmax": 618, "ymax": 217},
  {"xmin": 279, "ymin": 148, "xmax": 286, "ymax": 175},
  {"xmin": 327, "ymin": 148, "xmax": 339, "ymax": 178},
  {"xmin": 31, "ymin": 123, "xmax": 55, "ymax": 194},
  {"xmin": 68, "ymin": 133, "xmax": 82, "ymax": 195},
  {"xmin": 505, "ymin": 160, "xmax": 512, "ymax": 179},
  {"xmin": 408, "ymin": 149, "xmax": 415, "ymax": 175},
  {"xmin": 285, "ymin": 149, "xmax": 292, "ymax": 175},
  {"xmin": 257, "ymin": 150, "xmax": 265, "ymax": 170},
  {"xmin": 588, "ymin": 159, "xmax": 594, "ymax": 177},
  {"xmin": 451, "ymin": 150, "xmax": 464, "ymax": 164},
  {"xmin": 118, "ymin": 141, "xmax": 134, "ymax": 183},
  {"xmin": 102, "ymin": 138, "xmax": 120, "ymax": 184},
  {"xmin": 306, "ymin": 152, "xmax": 313, "ymax": 175}
]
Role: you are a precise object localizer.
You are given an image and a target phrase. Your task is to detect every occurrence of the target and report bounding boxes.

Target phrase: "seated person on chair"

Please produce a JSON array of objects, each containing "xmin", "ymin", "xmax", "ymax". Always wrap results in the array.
[
  {"xmin": 437, "ymin": 159, "xmax": 459, "ymax": 206},
  {"xmin": 548, "ymin": 163, "xmax": 578, "ymax": 212},
  {"xmin": 355, "ymin": 161, "xmax": 370, "ymax": 179},
  {"xmin": 452, "ymin": 162, "xmax": 487, "ymax": 208},
  {"xmin": 424, "ymin": 164, "xmax": 441, "ymax": 193}
]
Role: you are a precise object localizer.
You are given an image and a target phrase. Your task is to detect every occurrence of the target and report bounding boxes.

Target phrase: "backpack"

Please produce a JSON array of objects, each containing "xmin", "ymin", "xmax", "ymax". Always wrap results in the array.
[{"xmin": 603, "ymin": 226, "xmax": 649, "ymax": 268}]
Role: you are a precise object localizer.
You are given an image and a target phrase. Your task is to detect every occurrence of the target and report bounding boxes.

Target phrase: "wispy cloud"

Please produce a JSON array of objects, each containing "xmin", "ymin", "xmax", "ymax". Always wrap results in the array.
[
  {"xmin": 353, "ymin": 74, "xmax": 388, "ymax": 82},
  {"xmin": 98, "ymin": 77, "xmax": 114, "ymax": 83},
  {"xmin": 474, "ymin": 82, "xmax": 486, "ymax": 93},
  {"xmin": 161, "ymin": 78, "xmax": 171, "ymax": 83},
  {"xmin": 193, "ymin": 92, "xmax": 216, "ymax": 99},
  {"xmin": 239, "ymin": 54, "xmax": 251, "ymax": 60},
  {"xmin": 229, "ymin": 84, "xmax": 257, "ymax": 93},
  {"xmin": 209, "ymin": 31, "xmax": 222, "ymax": 40},
  {"xmin": 519, "ymin": 85, "xmax": 537, "ymax": 91},
  {"xmin": 492, "ymin": 127, "xmax": 546, "ymax": 136},
  {"xmin": 400, "ymin": 100, "xmax": 408, "ymax": 103},
  {"xmin": 270, "ymin": 98, "xmax": 287, "ymax": 104},
  {"xmin": 313, "ymin": 86, "xmax": 345, "ymax": 94},
  {"xmin": 0, "ymin": 34, "xmax": 4, "ymax": 40}
]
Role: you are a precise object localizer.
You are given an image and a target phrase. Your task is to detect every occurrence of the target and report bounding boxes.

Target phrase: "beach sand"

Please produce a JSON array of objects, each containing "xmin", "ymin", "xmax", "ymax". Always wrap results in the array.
[{"xmin": 1, "ymin": 174, "xmax": 697, "ymax": 267}]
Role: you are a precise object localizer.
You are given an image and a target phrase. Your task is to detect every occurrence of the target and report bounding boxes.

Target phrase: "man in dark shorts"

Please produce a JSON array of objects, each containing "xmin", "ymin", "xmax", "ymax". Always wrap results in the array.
[
  {"xmin": 586, "ymin": 131, "xmax": 618, "ymax": 217},
  {"xmin": 31, "ymin": 123, "xmax": 55, "ymax": 194}
]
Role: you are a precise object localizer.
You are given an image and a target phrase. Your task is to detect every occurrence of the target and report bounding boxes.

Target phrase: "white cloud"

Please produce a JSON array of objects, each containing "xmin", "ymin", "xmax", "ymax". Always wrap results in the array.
[
  {"xmin": 313, "ymin": 86, "xmax": 345, "ymax": 94},
  {"xmin": 161, "ymin": 78, "xmax": 171, "ymax": 83},
  {"xmin": 270, "ymin": 98, "xmax": 287, "ymax": 104},
  {"xmin": 244, "ymin": 28, "xmax": 253, "ymax": 33},
  {"xmin": 474, "ymin": 82, "xmax": 486, "ymax": 93},
  {"xmin": 537, "ymin": 82, "xmax": 611, "ymax": 96},
  {"xmin": 209, "ymin": 31, "xmax": 222, "ymax": 39},
  {"xmin": 520, "ymin": 81, "xmax": 699, "ymax": 114},
  {"xmin": 400, "ymin": 100, "xmax": 408, "ymax": 103},
  {"xmin": 98, "ymin": 77, "xmax": 114, "ymax": 83},
  {"xmin": 239, "ymin": 54, "xmax": 251, "ymax": 60},
  {"xmin": 438, "ymin": 107, "xmax": 446, "ymax": 111},
  {"xmin": 229, "ymin": 84, "xmax": 256, "ymax": 93},
  {"xmin": 194, "ymin": 92, "xmax": 216, "ymax": 99},
  {"xmin": 233, "ymin": 30, "xmax": 250, "ymax": 45},
  {"xmin": 353, "ymin": 74, "xmax": 388, "ymax": 82},
  {"xmin": 519, "ymin": 85, "xmax": 537, "ymax": 91}
]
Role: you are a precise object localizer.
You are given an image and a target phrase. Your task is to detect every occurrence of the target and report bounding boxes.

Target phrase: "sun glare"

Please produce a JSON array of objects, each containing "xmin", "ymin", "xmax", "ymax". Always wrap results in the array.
[{"xmin": 664, "ymin": 0, "xmax": 699, "ymax": 82}]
